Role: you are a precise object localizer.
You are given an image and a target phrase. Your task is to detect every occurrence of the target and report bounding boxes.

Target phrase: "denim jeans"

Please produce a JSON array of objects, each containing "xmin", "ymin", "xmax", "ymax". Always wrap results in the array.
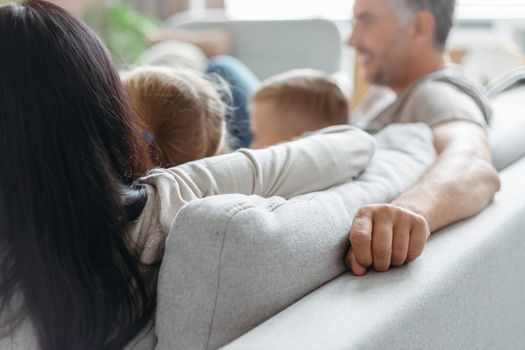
[{"xmin": 206, "ymin": 55, "xmax": 261, "ymax": 150}]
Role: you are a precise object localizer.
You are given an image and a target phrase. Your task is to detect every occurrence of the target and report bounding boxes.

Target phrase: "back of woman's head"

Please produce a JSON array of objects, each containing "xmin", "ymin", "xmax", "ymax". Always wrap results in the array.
[
  {"xmin": 0, "ymin": 1, "xmax": 153, "ymax": 349},
  {"xmin": 123, "ymin": 66, "xmax": 226, "ymax": 167}
]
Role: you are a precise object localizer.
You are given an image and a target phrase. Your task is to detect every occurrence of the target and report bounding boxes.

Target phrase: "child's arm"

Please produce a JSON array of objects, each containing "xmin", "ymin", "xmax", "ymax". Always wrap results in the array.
[{"xmin": 161, "ymin": 125, "xmax": 375, "ymax": 199}]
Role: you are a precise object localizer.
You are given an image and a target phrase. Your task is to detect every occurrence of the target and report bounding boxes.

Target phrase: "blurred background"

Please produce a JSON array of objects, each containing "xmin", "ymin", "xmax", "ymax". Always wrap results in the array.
[{"xmin": 2, "ymin": 0, "xmax": 525, "ymax": 102}]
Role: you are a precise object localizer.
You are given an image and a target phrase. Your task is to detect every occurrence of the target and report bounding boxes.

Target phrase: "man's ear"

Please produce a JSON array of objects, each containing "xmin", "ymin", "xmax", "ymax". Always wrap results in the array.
[{"xmin": 410, "ymin": 10, "xmax": 435, "ymax": 47}]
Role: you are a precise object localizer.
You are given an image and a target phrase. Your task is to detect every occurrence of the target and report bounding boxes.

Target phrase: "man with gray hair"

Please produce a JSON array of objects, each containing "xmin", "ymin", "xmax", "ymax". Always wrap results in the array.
[{"xmin": 345, "ymin": 0, "xmax": 500, "ymax": 275}]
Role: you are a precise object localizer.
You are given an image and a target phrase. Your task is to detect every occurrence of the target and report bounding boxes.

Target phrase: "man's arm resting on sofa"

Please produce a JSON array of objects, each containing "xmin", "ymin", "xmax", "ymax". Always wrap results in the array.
[{"xmin": 346, "ymin": 121, "xmax": 501, "ymax": 276}]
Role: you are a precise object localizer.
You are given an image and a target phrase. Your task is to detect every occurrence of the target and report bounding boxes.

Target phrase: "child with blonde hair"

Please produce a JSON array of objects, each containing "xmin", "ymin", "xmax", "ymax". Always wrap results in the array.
[
  {"xmin": 249, "ymin": 69, "xmax": 350, "ymax": 148},
  {"xmin": 122, "ymin": 66, "xmax": 228, "ymax": 168}
]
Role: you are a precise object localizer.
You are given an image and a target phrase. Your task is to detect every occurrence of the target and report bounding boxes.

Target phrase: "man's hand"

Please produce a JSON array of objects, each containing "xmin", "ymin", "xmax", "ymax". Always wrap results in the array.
[
  {"xmin": 345, "ymin": 121, "xmax": 500, "ymax": 276},
  {"xmin": 345, "ymin": 204, "xmax": 430, "ymax": 276}
]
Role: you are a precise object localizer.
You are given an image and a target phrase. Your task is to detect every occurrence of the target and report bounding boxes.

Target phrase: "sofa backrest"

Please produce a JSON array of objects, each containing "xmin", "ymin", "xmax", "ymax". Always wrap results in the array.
[
  {"xmin": 168, "ymin": 17, "xmax": 343, "ymax": 80},
  {"xmin": 224, "ymin": 153, "xmax": 525, "ymax": 350},
  {"xmin": 490, "ymin": 84, "xmax": 525, "ymax": 170}
]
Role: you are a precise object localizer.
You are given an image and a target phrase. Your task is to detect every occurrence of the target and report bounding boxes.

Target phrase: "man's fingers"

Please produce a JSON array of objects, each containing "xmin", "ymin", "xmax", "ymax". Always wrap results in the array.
[
  {"xmin": 371, "ymin": 211, "xmax": 393, "ymax": 272},
  {"xmin": 406, "ymin": 215, "xmax": 430, "ymax": 263},
  {"xmin": 349, "ymin": 208, "xmax": 373, "ymax": 267},
  {"xmin": 350, "ymin": 204, "xmax": 430, "ymax": 274},
  {"xmin": 391, "ymin": 217, "xmax": 410, "ymax": 266},
  {"xmin": 345, "ymin": 247, "xmax": 368, "ymax": 276}
]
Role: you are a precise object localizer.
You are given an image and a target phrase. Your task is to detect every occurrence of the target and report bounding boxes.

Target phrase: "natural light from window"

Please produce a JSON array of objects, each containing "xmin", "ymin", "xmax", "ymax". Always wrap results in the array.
[{"xmin": 224, "ymin": 0, "xmax": 525, "ymax": 20}]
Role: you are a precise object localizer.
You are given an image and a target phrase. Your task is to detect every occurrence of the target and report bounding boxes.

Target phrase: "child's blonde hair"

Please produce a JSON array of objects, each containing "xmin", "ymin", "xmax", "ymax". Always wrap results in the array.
[
  {"xmin": 251, "ymin": 69, "xmax": 349, "ymax": 125},
  {"xmin": 122, "ymin": 66, "xmax": 226, "ymax": 168}
]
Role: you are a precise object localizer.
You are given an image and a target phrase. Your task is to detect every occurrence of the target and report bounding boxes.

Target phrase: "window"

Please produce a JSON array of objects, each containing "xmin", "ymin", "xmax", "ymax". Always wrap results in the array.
[
  {"xmin": 457, "ymin": 0, "xmax": 525, "ymax": 19},
  {"xmin": 225, "ymin": 0, "xmax": 525, "ymax": 20},
  {"xmin": 224, "ymin": 0, "xmax": 353, "ymax": 20}
]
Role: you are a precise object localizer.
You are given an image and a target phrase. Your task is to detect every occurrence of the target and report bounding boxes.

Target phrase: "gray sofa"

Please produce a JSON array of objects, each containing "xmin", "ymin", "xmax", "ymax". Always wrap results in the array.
[
  {"xmin": 152, "ymin": 78, "xmax": 525, "ymax": 349},
  {"xmin": 152, "ymin": 16, "xmax": 525, "ymax": 350}
]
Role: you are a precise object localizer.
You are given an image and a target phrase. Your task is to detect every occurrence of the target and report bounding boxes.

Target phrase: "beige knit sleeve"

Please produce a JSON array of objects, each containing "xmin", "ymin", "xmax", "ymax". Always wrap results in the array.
[{"xmin": 157, "ymin": 125, "xmax": 375, "ymax": 201}]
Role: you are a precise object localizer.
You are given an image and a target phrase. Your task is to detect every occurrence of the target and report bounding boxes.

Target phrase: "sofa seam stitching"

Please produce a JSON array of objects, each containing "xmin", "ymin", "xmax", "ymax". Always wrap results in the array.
[{"xmin": 204, "ymin": 202, "xmax": 255, "ymax": 350}]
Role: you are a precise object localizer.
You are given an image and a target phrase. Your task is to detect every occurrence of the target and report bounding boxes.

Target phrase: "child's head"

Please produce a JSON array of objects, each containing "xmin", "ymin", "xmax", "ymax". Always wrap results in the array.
[
  {"xmin": 122, "ymin": 66, "xmax": 226, "ymax": 168},
  {"xmin": 249, "ymin": 69, "xmax": 349, "ymax": 148}
]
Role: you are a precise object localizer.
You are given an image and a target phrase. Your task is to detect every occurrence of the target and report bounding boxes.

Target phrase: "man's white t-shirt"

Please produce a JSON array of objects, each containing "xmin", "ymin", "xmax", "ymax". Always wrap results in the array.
[{"xmin": 351, "ymin": 64, "xmax": 492, "ymax": 133}]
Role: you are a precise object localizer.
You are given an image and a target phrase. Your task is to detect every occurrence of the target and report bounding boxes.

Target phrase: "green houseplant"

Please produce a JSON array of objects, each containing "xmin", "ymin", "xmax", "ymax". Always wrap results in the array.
[{"xmin": 84, "ymin": 0, "xmax": 160, "ymax": 66}]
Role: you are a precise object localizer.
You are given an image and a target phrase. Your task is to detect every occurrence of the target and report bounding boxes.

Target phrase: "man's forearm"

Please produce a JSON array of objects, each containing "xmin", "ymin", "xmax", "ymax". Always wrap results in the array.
[{"xmin": 392, "ymin": 151, "xmax": 500, "ymax": 233}]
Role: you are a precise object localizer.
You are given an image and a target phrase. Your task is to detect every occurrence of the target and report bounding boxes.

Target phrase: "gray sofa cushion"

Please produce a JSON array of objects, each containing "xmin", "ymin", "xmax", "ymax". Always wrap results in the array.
[
  {"xmin": 155, "ymin": 124, "xmax": 436, "ymax": 350},
  {"xmin": 490, "ymin": 85, "xmax": 525, "ymax": 170}
]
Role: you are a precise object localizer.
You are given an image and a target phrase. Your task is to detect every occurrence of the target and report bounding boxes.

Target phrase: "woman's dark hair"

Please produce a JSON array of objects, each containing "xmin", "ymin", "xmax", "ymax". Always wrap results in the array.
[{"xmin": 0, "ymin": 1, "xmax": 154, "ymax": 349}]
